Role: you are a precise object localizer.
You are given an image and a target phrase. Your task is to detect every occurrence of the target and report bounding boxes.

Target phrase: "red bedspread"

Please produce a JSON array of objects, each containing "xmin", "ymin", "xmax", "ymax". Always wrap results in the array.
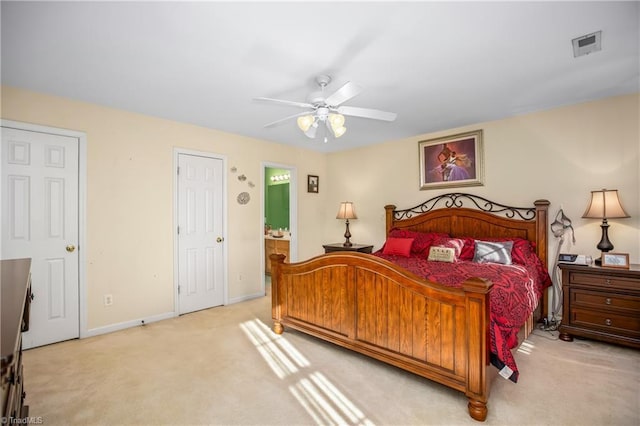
[{"xmin": 373, "ymin": 252, "xmax": 551, "ymax": 382}]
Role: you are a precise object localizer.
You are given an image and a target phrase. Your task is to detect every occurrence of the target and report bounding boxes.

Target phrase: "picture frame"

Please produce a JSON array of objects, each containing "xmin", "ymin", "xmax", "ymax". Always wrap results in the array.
[
  {"xmin": 418, "ymin": 129, "xmax": 484, "ymax": 190},
  {"xmin": 307, "ymin": 175, "xmax": 319, "ymax": 193},
  {"xmin": 600, "ymin": 252, "xmax": 630, "ymax": 269}
]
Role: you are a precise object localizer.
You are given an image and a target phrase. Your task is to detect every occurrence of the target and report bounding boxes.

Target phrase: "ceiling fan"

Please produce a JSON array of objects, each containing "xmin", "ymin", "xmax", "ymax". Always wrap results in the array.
[{"xmin": 255, "ymin": 75, "xmax": 397, "ymax": 143}]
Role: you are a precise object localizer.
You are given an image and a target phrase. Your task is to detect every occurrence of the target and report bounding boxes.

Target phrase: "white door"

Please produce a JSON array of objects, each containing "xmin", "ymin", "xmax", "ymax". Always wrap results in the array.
[
  {"xmin": 1, "ymin": 127, "xmax": 80, "ymax": 349},
  {"xmin": 177, "ymin": 153, "xmax": 224, "ymax": 314}
]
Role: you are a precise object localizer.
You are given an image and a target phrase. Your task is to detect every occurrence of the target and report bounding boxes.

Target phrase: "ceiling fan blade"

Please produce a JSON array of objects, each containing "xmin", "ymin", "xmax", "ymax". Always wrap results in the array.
[
  {"xmin": 254, "ymin": 97, "xmax": 314, "ymax": 109},
  {"xmin": 264, "ymin": 111, "xmax": 312, "ymax": 128},
  {"xmin": 324, "ymin": 81, "xmax": 363, "ymax": 106},
  {"xmin": 337, "ymin": 106, "xmax": 397, "ymax": 121}
]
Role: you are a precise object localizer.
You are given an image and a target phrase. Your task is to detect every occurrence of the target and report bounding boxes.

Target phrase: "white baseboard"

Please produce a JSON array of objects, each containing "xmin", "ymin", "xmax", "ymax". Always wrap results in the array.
[
  {"xmin": 227, "ymin": 292, "xmax": 265, "ymax": 305},
  {"xmin": 82, "ymin": 311, "xmax": 176, "ymax": 338},
  {"xmin": 82, "ymin": 293, "xmax": 267, "ymax": 339}
]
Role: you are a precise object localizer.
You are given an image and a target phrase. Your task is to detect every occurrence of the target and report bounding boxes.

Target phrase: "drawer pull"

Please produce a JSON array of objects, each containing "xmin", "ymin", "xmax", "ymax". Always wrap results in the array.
[
  {"xmin": 605, "ymin": 298, "xmax": 612, "ymax": 305},
  {"xmin": 605, "ymin": 279, "xmax": 611, "ymax": 285},
  {"xmin": 605, "ymin": 319, "xmax": 612, "ymax": 326}
]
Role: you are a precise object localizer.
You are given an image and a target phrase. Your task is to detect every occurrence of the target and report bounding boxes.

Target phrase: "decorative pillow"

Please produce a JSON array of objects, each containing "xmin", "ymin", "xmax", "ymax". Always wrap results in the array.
[
  {"xmin": 429, "ymin": 236, "xmax": 467, "ymax": 261},
  {"xmin": 473, "ymin": 240, "xmax": 514, "ymax": 265},
  {"xmin": 427, "ymin": 246, "xmax": 456, "ymax": 263},
  {"xmin": 387, "ymin": 228, "xmax": 448, "ymax": 256},
  {"xmin": 479, "ymin": 237, "xmax": 535, "ymax": 265},
  {"xmin": 382, "ymin": 237, "xmax": 415, "ymax": 257}
]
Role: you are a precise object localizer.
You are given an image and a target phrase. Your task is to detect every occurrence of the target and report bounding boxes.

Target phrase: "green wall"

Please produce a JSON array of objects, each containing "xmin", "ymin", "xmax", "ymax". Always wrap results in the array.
[{"xmin": 265, "ymin": 168, "xmax": 290, "ymax": 230}]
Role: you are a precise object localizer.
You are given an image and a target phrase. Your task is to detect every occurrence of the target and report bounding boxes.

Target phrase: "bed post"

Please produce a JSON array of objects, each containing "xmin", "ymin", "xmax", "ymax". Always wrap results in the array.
[
  {"xmin": 462, "ymin": 277, "xmax": 493, "ymax": 422},
  {"xmin": 534, "ymin": 199, "xmax": 550, "ymax": 268},
  {"xmin": 384, "ymin": 204, "xmax": 396, "ymax": 235},
  {"xmin": 534, "ymin": 199, "xmax": 550, "ymax": 320},
  {"xmin": 270, "ymin": 253, "xmax": 286, "ymax": 335}
]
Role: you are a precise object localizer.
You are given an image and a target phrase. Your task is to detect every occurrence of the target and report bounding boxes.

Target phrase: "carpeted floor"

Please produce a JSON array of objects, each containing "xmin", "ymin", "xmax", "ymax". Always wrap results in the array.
[{"xmin": 22, "ymin": 284, "xmax": 639, "ymax": 426}]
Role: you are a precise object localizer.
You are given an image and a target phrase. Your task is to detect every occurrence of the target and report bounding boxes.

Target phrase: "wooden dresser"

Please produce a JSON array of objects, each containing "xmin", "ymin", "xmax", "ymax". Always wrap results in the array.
[
  {"xmin": 1, "ymin": 258, "xmax": 32, "ymax": 421},
  {"xmin": 559, "ymin": 263, "xmax": 639, "ymax": 348}
]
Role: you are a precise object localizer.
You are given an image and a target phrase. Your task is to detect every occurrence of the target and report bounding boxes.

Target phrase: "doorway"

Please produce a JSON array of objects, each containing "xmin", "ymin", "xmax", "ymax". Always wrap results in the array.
[{"xmin": 262, "ymin": 163, "xmax": 297, "ymax": 293}]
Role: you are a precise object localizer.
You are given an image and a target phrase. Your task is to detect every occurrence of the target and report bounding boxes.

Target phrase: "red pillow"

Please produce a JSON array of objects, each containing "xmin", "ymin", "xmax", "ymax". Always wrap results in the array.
[
  {"xmin": 387, "ymin": 228, "xmax": 448, "ymax": 256},
  {"xmin": 458, "ymin": 237, "xmax": 476, "ymax": 261},
  {"xmin": 382, "ymin": 237, "xmax": 415, "ymax": 257}
]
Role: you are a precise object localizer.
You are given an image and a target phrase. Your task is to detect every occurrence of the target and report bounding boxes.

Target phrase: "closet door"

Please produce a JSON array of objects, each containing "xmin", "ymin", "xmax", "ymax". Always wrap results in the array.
[
  {"xmin": 1, "ymin": 126, "xmax": 80, "ymax": 348},
  {"xmin": 177, "ymin": 153, "xmax": 224, "ymax": 314}
]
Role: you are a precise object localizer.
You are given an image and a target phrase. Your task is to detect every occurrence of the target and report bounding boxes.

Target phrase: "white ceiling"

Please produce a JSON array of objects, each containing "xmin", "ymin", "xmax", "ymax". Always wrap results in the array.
[{"xmin": 2, "ymin": 1, "xmax": 638, "ymax": 153}]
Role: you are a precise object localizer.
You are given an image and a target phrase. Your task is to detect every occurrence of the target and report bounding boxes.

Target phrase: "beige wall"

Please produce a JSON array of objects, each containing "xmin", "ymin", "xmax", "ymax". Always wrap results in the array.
[
  {"xmin": 324, "ymin": 93, "xmax": 640, "ymax": 267},
  {"xmin": 2, "ymin": 86, "xmax": 639, "ymax": 333},
  {"xmin": 1, "ymin": 86, "xmax": 328, "ymax": 330}
]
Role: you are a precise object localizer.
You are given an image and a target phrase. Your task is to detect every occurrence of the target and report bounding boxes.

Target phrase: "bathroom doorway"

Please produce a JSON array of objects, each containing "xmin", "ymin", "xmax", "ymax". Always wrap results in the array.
[{"xmin": 262, "ymin": 163, "xmax": 297, "ymax": 294}]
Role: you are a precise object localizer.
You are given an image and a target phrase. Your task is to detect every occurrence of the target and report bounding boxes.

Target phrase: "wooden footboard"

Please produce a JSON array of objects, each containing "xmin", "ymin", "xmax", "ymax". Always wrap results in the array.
[{"xmin": 271, "ymin": 252, "xmax": 493, "ymax": 421}]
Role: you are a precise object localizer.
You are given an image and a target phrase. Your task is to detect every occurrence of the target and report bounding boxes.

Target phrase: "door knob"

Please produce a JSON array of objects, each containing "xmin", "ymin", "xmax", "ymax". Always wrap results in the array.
[
  {"xmin": 66, "ymin": 244, "xmax": 76, "ymax": 253},
  {"xmin": 216, "ymin": 237, "xmax": 224, "ymax": 243}
]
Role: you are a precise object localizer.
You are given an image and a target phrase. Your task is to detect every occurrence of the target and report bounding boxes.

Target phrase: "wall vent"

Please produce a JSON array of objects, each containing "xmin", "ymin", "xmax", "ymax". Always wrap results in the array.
[{"xmin": 572, "ymin": 31, "xmax": 601, "ymax": 57}]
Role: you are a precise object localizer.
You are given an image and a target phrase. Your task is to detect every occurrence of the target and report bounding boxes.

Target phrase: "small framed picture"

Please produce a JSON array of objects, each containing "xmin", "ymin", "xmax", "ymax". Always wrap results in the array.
[
  {"xmin": 600, "ymin": 252, "xmax": 630, "ymax": 269},
  {"xmin": 307, "ymin": 175, "xmax": 319, "ymax": 193}
]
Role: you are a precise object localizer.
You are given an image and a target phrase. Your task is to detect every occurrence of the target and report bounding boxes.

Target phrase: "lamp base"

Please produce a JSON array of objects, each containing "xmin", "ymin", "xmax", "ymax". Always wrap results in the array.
[
  {"xmin": 343, "ymin": 219, "xmax": 352, "ymax": 247},
  {"xmin": 596, "ymin": 220, "xmax": 614, "ymax": 252}
]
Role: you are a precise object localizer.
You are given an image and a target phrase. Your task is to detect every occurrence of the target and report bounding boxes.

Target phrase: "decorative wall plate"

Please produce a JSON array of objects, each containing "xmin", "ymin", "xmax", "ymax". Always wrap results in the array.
[{"xmin": 237, "ymin": 191, "xmax": 250, "ymax": 205}]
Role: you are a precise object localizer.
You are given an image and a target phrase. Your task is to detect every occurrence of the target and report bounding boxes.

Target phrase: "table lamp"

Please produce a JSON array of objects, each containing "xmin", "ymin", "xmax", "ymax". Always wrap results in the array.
[
  {"xmin": 582, "ymin": 189, "xmax": 629, "ymax": 264},
  {"xmin": 336, "ymin": 202, "xmax": 357, "ymax": 247}
]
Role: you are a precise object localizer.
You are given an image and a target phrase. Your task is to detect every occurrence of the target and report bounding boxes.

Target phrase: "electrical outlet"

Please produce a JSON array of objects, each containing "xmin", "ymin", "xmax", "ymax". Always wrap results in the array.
[{"xmin": 104, "ymin": 294, "xmax": 113, "ymax": 306}]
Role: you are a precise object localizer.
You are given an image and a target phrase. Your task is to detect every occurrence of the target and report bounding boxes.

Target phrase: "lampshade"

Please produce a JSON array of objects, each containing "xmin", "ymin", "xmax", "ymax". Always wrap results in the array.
[
  {"xmin": 328, "ymin": 114, "xmax": 347, "ymax": 138},
  {"xmin": 332, "ymin": 125, "xmax": 347, "ymax": 138},
  {"xmin": 336, "ymin": 202, "xmax": 357, "ymax": 220},
  {"xmin": 304, "ymin": 122, "xmax": 318, "ymax": 138},
  {"xmin": 582, "ymin": 189, "xmax": 630, "ymax": 219},
  {"xmin": 329, "ymin": 113, "xmax": 345, "ymax": 128},
  {"xmin": 297, "ymin": 115, "xmax": 315, "ymax": 132}
]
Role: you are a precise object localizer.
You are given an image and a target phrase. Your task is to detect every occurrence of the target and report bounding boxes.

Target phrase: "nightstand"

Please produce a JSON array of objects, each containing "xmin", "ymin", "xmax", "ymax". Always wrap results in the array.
[
  {"xmin": 558, "ymin": 263, "xmax": 640, "ymax": 348},
  {"xmin": 323, "ymin": 243, "xmax": 374, "ymax": 254}
]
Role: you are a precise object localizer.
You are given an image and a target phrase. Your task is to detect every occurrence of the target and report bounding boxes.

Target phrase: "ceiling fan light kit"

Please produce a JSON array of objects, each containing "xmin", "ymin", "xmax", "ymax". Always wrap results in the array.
[
  {"xmin": 256, "ymin": 74, "xmax": 397, "ymax": 143},
  {"xmin": 298, "ymin": 112, "xmax": 347, "ymax": 139}
]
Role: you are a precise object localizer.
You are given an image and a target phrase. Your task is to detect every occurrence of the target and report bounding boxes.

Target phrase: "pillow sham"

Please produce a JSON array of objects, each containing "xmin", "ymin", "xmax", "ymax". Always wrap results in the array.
[
  {"xmin": 473, "ymin": 240, "xmax": 514, "ymax": 265},
  {"xmin": 387, "ymin": 228, "xmax": 448, "ymax": 256},
  {"xmin": 382, "ymin": 237, "xmax": 415, "ymax": 257}
]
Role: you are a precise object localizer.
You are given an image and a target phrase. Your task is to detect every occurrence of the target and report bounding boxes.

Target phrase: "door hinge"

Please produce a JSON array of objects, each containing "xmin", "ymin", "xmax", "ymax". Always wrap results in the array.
[
  {"xmin": 178, "ymin": 285, "xmax": 181, "ymax": 294},
  {"xmin": 177, "ymin": 226, "xmax": 180, "ymax": 235},
  {"xmin": 177, "ymin": 166, "xmax": 180, "ymax": 175}
]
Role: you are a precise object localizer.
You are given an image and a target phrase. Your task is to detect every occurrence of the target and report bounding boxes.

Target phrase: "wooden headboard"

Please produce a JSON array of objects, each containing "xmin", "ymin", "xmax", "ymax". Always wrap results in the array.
[{"xmin": 384, "ymin": 193, "xmax": 550, "ymax": 269}]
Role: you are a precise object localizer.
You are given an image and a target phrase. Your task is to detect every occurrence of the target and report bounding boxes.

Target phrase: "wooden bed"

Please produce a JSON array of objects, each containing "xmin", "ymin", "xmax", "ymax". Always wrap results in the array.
[{"xmin": 270, "ymin": 193, "xmax": 550, "ymax": 421}]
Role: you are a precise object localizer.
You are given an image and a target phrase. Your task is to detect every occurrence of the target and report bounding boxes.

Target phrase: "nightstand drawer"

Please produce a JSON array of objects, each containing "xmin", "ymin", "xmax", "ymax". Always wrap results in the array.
[
  {"xmin": 570, "ymin": 308, "xmax": 640, "ymax": 338},
  {"xmin": 568, "ymin": 271, "xmax": 640, "ymax": 291},
  {"xmin": 571, "ymin": 289, "xmax": 640, "ymax": 313}
]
